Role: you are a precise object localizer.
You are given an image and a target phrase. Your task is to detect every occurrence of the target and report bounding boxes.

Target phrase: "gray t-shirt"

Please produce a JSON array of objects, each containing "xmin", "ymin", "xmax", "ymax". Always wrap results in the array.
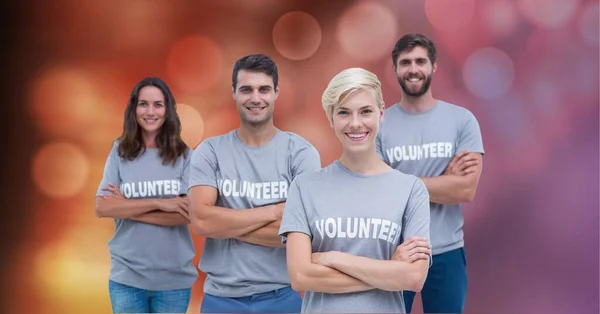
[
  {"xmin": 188, "ymin": 129, "xmax": 321, "ymax": 298},
  {"xmin": 376, "ymin": 101, "xmax": 484, "ymax": 255},
  {"xmin": 279, "ymin": 161, "xmax": 430, "ymax": 313},
  {"xmin": 96, "ymin": 141, "xmax": 198, "ymax": 291}
]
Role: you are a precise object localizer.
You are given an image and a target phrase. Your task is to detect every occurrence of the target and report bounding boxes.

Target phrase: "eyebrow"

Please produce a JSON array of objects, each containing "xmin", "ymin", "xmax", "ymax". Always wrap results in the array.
[
  {"xmin": 238, "ymin": 85, "xmax": 273, "ymax": 90},
  {"xmin": 336, "ymin": 105, "xmax": 375, "ymax": 110}
]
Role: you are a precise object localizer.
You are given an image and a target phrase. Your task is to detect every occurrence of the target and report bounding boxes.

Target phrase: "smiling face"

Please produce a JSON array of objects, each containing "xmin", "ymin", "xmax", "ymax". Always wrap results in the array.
[
  {"xmin": 135, "ymin": 85, "xmax": 166, "ymax": 136},
  {"xmin": 331, "ymin": 89, "xmax": 384, "ymax": 154},
  {"xmin": 395, "ymin": 46, "xmax": 437, "ymax": 97},
  {"xmin": 233, "ymin": 70, "xmax": 279, "ymax": 126}
]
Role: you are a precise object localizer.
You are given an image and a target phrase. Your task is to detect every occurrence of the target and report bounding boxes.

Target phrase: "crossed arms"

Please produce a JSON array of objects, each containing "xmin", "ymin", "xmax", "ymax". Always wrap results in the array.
[
  {"xmin": 285, "ymin": 233, "xmax": 431, "ymax": 293},
  {"xmin": 187, "ymin": 185, "xmax": 285, "ymax": 247},
  {"xmin": 421, "ymin": 151, "xmax": 483, "ymax": 204},
  {"xmin": 95, "ymin": 184, "xmax": 190, "ymax": 226}
]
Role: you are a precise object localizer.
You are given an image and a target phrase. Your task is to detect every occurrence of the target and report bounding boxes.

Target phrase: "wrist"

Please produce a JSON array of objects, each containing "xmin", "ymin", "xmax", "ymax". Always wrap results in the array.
[
  {"xmin": 152, "ymin": 199, "xmax": 162, "ymax": 210},
  {"xmin": 327, "ymin": 251, "xmax": 343, "ymax": 268}
]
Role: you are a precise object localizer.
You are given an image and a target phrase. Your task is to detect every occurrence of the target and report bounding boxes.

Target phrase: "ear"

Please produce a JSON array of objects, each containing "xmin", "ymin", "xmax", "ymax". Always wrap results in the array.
[
  {"xmin": 432, "ymin": 62, "xmax": 438, "ymax": 74},
  {"xmin": 274, "ymin": 86, "xmax": 279, "ymax": 100},
  {"xmin": 379, "ymin": 105, "xmax": 385, "ymax": 124},
  {"xmin": 232, "ymin": 87, "xmax": 236, "ymax": 101}
]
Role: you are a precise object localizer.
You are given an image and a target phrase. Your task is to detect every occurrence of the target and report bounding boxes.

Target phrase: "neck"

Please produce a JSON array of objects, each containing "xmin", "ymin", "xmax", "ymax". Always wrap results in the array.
[
  {"xmin": 338, "ymin": 147, "xmax": 387, "ymax": 175},
  {"xmin": 237, "ymin": 122, "xmax": 277, "ymax": 147},
  {"xmin": 142, "ymin": 131, "xmax": 158, "ymax": 148},
  {"xmin": 399, "ymin": 90, "xmax": 437, "ymax": 113}
]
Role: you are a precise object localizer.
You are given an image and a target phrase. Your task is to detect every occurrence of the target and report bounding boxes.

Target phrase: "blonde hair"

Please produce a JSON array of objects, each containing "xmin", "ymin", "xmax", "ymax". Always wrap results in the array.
[{"xmin": 322, "ymin": 68, "xmax": 384, "ymax": 122}]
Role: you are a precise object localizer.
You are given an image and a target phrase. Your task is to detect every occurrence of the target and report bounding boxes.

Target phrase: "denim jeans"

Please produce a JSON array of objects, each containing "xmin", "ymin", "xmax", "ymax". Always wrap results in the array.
[
  {"xmin": 200, "ymin": 286, "xmax": 302, "ymax": 313},
  {"xmin": 403, "ymin": 247, "xmax": 468, "ymax": 314},
  {"xmin": 109, "ymin": 280, "xmax": 191, "ymax": 313}
]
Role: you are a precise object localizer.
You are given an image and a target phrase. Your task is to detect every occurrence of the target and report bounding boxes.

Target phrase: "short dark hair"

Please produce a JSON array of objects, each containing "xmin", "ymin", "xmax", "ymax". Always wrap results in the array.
[
  {"xmin": 391, "ymin": 33, "xmax": 437, "ymax": 67},
  {"xmin": 232, "ymin": 54, "xmax": 279, "ymax": 90},
  {"xmin": 117, "ymin": 77, "xmax": 188, "ymax": 165}
]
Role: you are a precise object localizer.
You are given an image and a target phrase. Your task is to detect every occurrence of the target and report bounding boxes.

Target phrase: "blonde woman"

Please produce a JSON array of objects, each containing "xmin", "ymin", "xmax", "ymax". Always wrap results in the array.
[{"xmin": 279, "ymin": 68, "xmax": 432, "ymax": 313}]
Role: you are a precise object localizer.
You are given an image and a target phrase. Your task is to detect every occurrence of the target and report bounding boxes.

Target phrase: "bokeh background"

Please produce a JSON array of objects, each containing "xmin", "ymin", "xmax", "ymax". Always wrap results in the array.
[{"xmin": 2, "ymin": 0, "xmax": 598, "ymax": 313}]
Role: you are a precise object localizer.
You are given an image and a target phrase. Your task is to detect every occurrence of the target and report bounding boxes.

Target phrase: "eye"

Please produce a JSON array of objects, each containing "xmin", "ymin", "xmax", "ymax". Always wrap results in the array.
[
  {"xmin": 362, "ymin": 109, "xmax": 373, "ymax": 115},
  {"xmin": 336, "ymin": 110, "xmax": 349, "ymax": 116},
  {"xmin": 260, "ymin": 87, "xmax": 271, "ymax": 93}
]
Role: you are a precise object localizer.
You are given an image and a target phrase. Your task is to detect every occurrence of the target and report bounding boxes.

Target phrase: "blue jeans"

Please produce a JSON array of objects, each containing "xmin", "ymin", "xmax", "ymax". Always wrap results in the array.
[
  {"xmin": 109, "ymin": 280, "xmax": 191, "ymax": 313},
  {"xmin": 200, "ymin": 286, "xmax": 302, "ymax": 313},
  {"xmin": 403, "ymin": 247, "xmax": 468, "ymax": 314}
]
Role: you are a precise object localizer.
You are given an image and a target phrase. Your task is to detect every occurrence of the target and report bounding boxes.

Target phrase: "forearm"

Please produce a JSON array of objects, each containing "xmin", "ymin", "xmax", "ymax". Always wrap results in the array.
[
  {"xmin": 95, "ymin": 197, "xmax": 159, "ymax": 219},
  {"xmin": 130, "ymin": 210, "xmax": 189, "ymax": 226},
  {"xmin": 236, "ymin": 220, "xmax": 284, "ymax": 247},
  {"xmin": 191, "ymin": 204, "xmax": 274, "ymax": 238},
  {"xmin": 292, "ymin": 263, "xmax": 374, "ymax": 294},
  {"xmin": 420, "ymin": 175, "xmax": 474, "ymax": 204},
  {"xmin": 328, "ymin": 252, "xmax": 427, "ymax": 292}
]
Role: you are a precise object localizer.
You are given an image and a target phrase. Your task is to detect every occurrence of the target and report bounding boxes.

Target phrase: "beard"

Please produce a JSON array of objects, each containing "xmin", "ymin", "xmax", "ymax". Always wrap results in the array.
[{"xmin": 397, "ymin": 73, "xmax": 432, "ymax": 97}]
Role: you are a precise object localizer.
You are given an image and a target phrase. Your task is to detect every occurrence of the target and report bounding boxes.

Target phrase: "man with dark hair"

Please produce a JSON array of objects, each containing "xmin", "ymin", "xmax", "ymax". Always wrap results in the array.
[
  {"xmin": 188, "ymin": 54, "xmax": 321, "ymax": 313},
  {"xmin": 377, "ymin": 34, "xmax": 485, "ymax": 313}
]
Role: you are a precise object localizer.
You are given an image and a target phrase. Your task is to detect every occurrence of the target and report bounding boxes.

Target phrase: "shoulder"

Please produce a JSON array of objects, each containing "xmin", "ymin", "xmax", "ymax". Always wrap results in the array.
[
  {"xmin": 387, "ymin": 169, "xmax": 425, "ymax": 190},
  {"xmin": 437, "ymin": 100, "xmax": 477, "ymax": 121},
  {"xmin": 293, "ymin": 163, "xmax": 333, "ymax": 185},
  {"xmin": 279, "ymin": 130, "xmax": 316, "ymax": 149}
]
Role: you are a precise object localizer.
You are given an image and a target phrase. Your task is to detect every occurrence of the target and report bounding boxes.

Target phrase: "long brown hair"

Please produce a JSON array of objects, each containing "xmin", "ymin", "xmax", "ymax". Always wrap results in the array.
[{"xmin": 117, "ymin": 77, "xmax": 188, "ymax": 165}]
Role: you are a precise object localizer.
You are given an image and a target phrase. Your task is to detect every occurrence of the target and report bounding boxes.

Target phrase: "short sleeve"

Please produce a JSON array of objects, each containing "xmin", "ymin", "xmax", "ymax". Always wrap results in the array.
[
  {"xmin": 291, "ymin": 144, "xmax": 321, "ymax": 178},
  {"xmin": 375, "ymin": 130, "xmax": 386, "ymax": 163},
  {"xmin": 179, "ymin": 148, "xmax": 193, "ymax": 195},
  {"xmin": 278, "ymin": 176, "xmax": 312, "ymax": 243},
  {"xmin": 96, "ymin": 141, "xmax": 121, "ymax": 197},
  {"xmin": 402, "ymin": 178, "xmax": 432, "ymax": 266},
  {"xmin": 456, "ymin": 110, "xmax": 484, "ymax": 155},
  {"xmin": 188, "ymin": 140, "xmax": 219, "ymax": 191}
]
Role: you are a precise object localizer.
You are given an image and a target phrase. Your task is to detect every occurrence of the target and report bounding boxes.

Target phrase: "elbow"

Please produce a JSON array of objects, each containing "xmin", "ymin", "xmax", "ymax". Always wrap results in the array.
[
  {"xmin": 289, "ymin": 272, "xmax": 308, "ymax": 292},
  {"xmin": 95, "ymin": 199, "xmax": 109, "ymax": 218},
  {"xmin": 461, "ymin": 188, "xmax": 477, "ymax": 203},
  {"xmin": 191, "ymin": 218, "xmax": 222, "ymax": 238},
  {"xmin": 407, "ymin": 268, "xmax": 428, "ymax": 292}
]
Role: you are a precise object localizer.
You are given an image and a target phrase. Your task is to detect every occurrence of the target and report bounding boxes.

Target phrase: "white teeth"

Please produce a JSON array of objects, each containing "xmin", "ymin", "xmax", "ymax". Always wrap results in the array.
[
  {"xmin": 348, "ymin": 133, "xmax": 366, "ymax": 139},
  {"xmin": 248, "ymin": 107, "xmax": 264, "ymax": 111},
  {"xmin": 408, "ymin": 78, "xmax": 420, "ymax": 82}
]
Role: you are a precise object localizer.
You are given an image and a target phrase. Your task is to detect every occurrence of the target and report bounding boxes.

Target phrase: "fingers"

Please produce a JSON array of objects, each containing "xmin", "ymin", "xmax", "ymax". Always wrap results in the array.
[
  {"xmin": 408, "ymin": 246, "xmax": 432, "ymax": 256},
  {"xmin": 409, "ymin": 253, "xmax": 430, "ymax": 263}
]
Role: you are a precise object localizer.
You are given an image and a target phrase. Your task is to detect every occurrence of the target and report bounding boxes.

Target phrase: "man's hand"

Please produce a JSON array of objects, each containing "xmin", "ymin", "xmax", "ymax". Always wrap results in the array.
[
  {"xmin": 444, "ymin": 151, "xmax": 480, "ymax": 176},
  {"xmin": 391, "ymin": 237, "xmax": 431, "ymax": 263}
]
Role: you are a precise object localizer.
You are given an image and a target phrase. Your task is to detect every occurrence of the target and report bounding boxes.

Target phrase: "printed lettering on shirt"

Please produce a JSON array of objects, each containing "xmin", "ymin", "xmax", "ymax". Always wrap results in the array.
[
  {"xmin": 314, "ymin": 217, "xmax": 402, "ymax": 244},
  {"xmin": 217, "ymin": 179, "xmax": 288, "ymax": 200},
  {"xmin": 120, "ymin": 180, "xmax": 182, "ymax": 198},
  {"xmin": 385, "ymin": 142, "xmax": 453, "ymax": 163}
]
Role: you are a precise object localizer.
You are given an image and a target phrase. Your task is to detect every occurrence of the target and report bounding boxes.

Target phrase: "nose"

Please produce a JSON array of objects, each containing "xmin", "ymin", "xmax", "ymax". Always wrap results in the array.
[
  {"xmin": 250, "ymin": 90, "xmax": 261, "ymax": 103},
  {"xmin": 408, "ymin": 62, "xmax": 418, "ymax": 74},
  {"xmin": 349, "ymin": 113, "xmax": 361, "ymax": 129}
]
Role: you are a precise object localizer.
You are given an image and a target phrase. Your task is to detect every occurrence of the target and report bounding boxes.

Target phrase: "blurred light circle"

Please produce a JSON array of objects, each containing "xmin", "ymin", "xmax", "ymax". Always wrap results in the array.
[
  {"xmin": 32, "ymin": 142, "xmax": 89, "ymax": 199},
  {"xmin": 29, "ymin": 66, "xmax": 118, "ymax": 137},
  {"xmin": 337, "ymin": 1, "xmax": 398, "ymax": 62},
  {"xmin": 425, "ymin": 0, "xmax": 476, "ymax": 32},
  {"xmin": 518, "ymin": 0, "xmax": 579, "ymax": 29},
  {"xmin": 273, "ymin": 11, "xmax": 322, "ymax": 61},
  {"xmin": 578, "ymin": 2, "xmax": 599, "ymax": 48},
  {"xmin": 176, "ymin": 103, "xmax": 204, "ymax": 149},
  {"xmin": 482, "ymin": 0, "xmax": 520, "ymax": 37},
  {"xmin": 463, "ymin": 47, "xmax": 515, "ymax": 100},
  {"xmin": 166, "ymin": 36, "xmax": 224, "ymax": 93}
]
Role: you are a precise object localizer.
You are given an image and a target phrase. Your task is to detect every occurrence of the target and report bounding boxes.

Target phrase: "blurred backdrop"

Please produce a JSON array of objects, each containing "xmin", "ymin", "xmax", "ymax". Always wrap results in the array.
[{"xmin": 3, "ymin": 0, "xmax": 599, "ymax": 313}]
